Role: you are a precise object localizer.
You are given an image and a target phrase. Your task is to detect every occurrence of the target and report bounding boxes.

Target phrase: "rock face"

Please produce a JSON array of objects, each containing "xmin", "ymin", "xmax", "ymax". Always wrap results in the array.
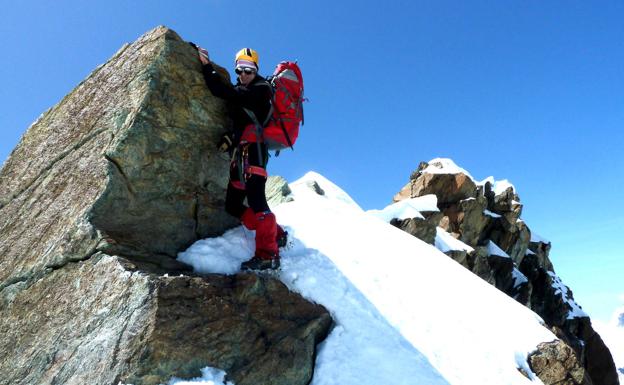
[
  {"xmin": 0, "ymin": 25, "xmax": 236, "ymax": 288},
  {"xmin": 0, "ymin": 254, "xmax": 331, "ymax": 385},
  {"xmin": 529, "ymin": 340, "xmax": 591, "ymax": 385},
  {"xmin": 391, "ymin": 216, "xmax": 438, "ymax": 245},
  {"xmin": 392, "ymin": 158, "xmax": 619, "ymax": 385},
  {"xmin": 266, "ymin": 175, "xmax": 294, "ymax": 207},
  {"xmin": 393, "ymin": 160, "xmax": 477, "ymax": 205},
  {"xmin": 0, "ymin": 26, "xmax": 331, "ymax": 385}
]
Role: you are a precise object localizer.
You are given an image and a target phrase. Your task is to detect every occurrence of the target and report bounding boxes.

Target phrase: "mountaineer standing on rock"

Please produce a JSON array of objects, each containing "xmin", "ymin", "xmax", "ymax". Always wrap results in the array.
[{"xmin": 194, "ymin": 45, "xmax": 285, "ymax": 271}]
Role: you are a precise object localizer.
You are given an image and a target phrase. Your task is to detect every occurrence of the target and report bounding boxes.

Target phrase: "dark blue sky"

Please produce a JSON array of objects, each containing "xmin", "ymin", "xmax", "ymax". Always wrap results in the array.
[{"xmin": 1, "ymin": 0, "xmax": 623, "ymax": 321}]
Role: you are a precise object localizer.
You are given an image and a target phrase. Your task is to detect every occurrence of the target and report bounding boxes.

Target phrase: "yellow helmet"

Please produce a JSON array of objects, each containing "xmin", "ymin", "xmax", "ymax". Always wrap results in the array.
[{"xmin": 235, "ymin": 48, "xmax": 259, "ymax": 69}]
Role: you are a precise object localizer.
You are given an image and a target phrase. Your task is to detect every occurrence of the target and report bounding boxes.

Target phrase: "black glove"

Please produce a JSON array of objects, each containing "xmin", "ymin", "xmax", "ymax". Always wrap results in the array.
[{"xmin": 217, "ymin": 132, "xmax": 234, "ymax": 153}]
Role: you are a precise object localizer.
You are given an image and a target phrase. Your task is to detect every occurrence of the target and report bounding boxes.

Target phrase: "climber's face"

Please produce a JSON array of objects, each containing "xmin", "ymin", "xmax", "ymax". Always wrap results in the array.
[{"xmin": 236, "ymin": 67, "xmax": 256, "ymax": 86}]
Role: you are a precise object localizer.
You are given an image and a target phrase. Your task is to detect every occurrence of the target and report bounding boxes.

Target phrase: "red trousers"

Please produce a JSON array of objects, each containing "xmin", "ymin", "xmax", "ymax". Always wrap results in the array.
[{"xmin": 225, "ymin": 143, "xmax": 278, "ymax": 260}]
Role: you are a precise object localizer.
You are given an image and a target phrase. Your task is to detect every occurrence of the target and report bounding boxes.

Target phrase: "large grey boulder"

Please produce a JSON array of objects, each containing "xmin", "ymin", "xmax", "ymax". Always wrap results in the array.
[
  {"xmin": 0, "ymin": 26, "xmax": 331, "ymax": 385},
  {"xmin": 0, "ymin": 25, "xmax": 237, "ymax": 290}
]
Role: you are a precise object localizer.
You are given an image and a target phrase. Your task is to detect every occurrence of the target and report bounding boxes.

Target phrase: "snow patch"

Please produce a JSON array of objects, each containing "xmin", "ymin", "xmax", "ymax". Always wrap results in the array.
[
  {"xmin": 479, "ymin": 176, "xmax": 516, "ymax": 196},
  {"xmin": 177, "ymin": 227, "xmax": 255, "ymax": 275},
  {"xmin": 547, "ymin": 272, "xmax": 588, "ymax": 319},
  {"xmin": 435, "ymin": 228, "xmax": 474, "ymax": 253},
  {"xmin": 487, "ymin": 241, "xmax": 511, "ymax": 258},
  {"xmin": 367, "ymin": 195, "xmax": 438, "ymax": 222},
  {"xmin": 423, "ymin": 158, "xmax": 474, "ymax": 179},
  {"xmin": 512, "ymin": 268, "xmax": 529, "ymax": 288},
  {"xmin": 530, "ymin": 231, "xmax": 549, "ymax": 244},
  {"xmin": 289, "ymin": 171, "xmax": 363, "ymax": 212},
  {"xmin": 484, "ymin": 210, "xmax": 502, "ymax": 218},
  {"xmin": 167, "ymin": 367, "xmax": 234, "ymax": 385}
]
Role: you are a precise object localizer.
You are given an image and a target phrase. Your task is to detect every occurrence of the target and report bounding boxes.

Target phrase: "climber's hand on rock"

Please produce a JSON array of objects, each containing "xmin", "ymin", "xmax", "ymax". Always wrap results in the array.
[
  {"xmin": 198, "ymin": 48, "xmax": 210, "ymax": 65},
  {"xmin": 217, "ymin": 133, "xmax": 233, "ymax": 153},
  {"xmin": 189, "ymin": 42, "xmax": 210, "ymax": 64}
]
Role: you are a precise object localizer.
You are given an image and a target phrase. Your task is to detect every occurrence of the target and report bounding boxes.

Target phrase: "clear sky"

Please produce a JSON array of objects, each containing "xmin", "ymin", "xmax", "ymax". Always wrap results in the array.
[{"xmin": 1, "ymin": 1, "xmax": 623, "ymax": 322}]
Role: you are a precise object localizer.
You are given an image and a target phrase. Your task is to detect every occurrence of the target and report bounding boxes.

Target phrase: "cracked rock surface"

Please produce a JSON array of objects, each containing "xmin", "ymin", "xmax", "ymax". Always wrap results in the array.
[
  {"xmin": 0, "ymin": 26, "xmax": 332, "ymax": 385},
  {"xmin": 0, "ymin": 255, "xmax": 331, "ymax": 385},
  {"xmin": 529, "ymin": 340, "xmax": 592, "ymax": 385},
  {"xmin": 0, "ymin": 26, "xmax": 235, "ymax": 292}
]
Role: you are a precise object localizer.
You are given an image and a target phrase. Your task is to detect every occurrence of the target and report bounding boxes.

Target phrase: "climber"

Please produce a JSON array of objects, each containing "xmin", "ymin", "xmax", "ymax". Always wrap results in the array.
[{"xmin": 195, "ymin": 45, "xmax": 286, "ymax": 271}]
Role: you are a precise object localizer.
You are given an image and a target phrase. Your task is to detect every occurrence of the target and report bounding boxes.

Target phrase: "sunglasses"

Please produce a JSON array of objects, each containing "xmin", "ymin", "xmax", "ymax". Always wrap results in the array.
[{"xmin": 235, "ymin": 67, "xmax": 256, "ymax": 75}]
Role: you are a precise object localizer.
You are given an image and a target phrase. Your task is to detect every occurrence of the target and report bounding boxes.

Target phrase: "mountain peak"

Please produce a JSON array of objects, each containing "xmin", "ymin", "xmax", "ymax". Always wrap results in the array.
[{"xmin": 0, "ymin": 25, "xmax": 620, "ymax": 385}]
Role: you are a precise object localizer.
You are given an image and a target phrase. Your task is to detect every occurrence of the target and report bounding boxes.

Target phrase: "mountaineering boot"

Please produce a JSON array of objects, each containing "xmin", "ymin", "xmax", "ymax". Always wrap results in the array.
[
  {"xmin": 241, "ymin": 255, "xmax": 280, "ymax": 271},
  {"xmin": 240, "ymin": 207, "xmax": 288, "ymax": 247},
  {"xmin": 241, "ymin": 211, "xmax": 279, "ymax": 271}
]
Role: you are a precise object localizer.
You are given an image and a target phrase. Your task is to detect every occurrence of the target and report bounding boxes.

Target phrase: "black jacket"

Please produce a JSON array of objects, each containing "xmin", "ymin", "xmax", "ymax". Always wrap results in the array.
[{"xmin": 201, "ymin": 63, "xmax": 272, "ymax": 146}]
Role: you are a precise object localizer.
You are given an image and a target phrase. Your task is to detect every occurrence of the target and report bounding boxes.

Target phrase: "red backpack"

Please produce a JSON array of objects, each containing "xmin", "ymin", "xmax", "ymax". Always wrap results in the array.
[{"xmin": 263, "ymin": 61, "xmax": 304, "ymax": 151}]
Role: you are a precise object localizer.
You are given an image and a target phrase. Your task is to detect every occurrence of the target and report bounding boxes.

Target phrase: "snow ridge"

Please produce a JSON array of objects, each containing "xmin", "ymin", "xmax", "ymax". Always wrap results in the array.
[
  {"xmin": 367, "ymin": 194, "xmax": 438, "ymax": 221},
  {"xmin": 423, "ymin": 158, "xmax": 474, "ymax": 178},
  {"xmin": 176, "ymin": 171, "xmax": 557, "ymax": 385}
]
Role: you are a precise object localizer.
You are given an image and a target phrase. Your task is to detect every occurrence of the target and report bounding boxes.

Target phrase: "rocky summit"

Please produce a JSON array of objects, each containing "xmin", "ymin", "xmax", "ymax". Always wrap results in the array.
[
  {"xmin": 0, "ymin": 26, "xmax": 331, "ymax": 385},
  {"xmin": 392, "ymin": 158, "xmax": 619, "ymax": 385}
]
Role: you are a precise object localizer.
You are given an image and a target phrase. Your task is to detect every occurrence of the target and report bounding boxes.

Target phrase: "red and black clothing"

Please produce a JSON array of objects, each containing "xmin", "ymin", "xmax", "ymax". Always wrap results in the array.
[
  {"xmin": 201, "ymin": 64, "xmax": 272, "ymax": 146},
  {"xmin": 201, "ymin": 63, "xmax": 279, "ymax": 260}
]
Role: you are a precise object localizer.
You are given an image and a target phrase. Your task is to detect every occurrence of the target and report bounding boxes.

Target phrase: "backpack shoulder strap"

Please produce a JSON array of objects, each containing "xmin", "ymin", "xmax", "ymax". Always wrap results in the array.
[{"xmin": 248, "ymin": 77, "xmax": 274, "ymax": 126}]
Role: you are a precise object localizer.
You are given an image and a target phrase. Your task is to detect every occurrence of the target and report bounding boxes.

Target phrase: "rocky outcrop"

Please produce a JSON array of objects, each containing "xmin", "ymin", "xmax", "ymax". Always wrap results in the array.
[
  {"xmin": 0, "ymin": 255, "xmax": 331, "ymax": 385},
  {"xmin": 392, "ymin": 158, "xmax": 619, "ymax": 385},
  {"xmin": 391, "ymin": 216, "xmax": 438, "ymax": 245},
  {"xmin": 393, "ymin": 160, "xmax": 477, "ymax": 205},
  {"xmin": 0, "ymin": 26, "xmax": 331, "ymax": 385},
  {"xmin": 266, "ymin": 175, "xmax": 294, "ymax": 207},
  {"xmin": 0, "ymin": 25, "xmax": 236, "ymax": 291},
  {"xmin": 529, "ymin": 340, "xmax": 591, "ymax": 385}
]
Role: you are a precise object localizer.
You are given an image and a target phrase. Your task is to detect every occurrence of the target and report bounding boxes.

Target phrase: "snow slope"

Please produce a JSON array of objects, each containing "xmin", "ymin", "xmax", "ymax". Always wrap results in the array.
[{"xmin": 176, "ymin": 171, "xmax": 557, "ymax": 385}]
